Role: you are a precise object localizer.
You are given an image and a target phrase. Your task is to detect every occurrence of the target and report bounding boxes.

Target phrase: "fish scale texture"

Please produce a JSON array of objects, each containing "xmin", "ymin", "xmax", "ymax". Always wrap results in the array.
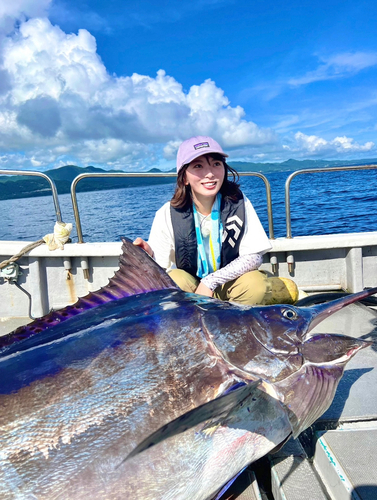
[
  {"xmin": 0, "ymin": 239, "xmax": 374, "ymax": 499},
  {"xmin": 0, "ymin": 292, "xmax": 241, "ymax": 499}
]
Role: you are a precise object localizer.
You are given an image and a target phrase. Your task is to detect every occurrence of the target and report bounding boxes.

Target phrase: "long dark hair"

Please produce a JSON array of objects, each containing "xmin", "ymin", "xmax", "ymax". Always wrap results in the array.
[{"xmin": 170, "ymin": 153, "xmax": 242, "ymax": 209}]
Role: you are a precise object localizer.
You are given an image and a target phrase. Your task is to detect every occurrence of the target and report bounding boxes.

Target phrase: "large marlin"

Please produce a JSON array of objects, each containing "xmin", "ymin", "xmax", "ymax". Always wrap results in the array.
[{"xmin": 0, "ymin": 238, "xmax": 375, "ymax": 500}]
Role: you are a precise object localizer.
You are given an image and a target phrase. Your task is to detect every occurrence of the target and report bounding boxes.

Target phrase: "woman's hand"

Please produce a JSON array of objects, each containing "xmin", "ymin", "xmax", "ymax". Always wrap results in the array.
[
  {"xmin": 195, "ymin": 282, "xmax": 213, "ymax": 298},
  {"xmin": 133, "ymin": 237, "xmax": 154, "ymax": 258}
]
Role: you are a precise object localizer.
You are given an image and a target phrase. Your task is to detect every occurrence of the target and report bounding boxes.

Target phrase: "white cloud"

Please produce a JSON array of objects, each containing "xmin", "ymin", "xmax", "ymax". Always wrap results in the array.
[
  {"xmin": 3, "ymin": 18, "xmax": 108, "ymax": 103},
  {"xmin": 289, "ymin": 52, "xmax": 377, "ymax": 86},
  {"xmin": 0, "ymin": 10, "xmax": 375, "ymax": 171},
  {"xmin": 0, "ymin": 16, "xmax": 276, "ymax": 170},
  {"xmin": 163, "ymin": 140, "xmax": 181, "ymax": 160},
  {"xmin": 292, "ymin": 132, "xmax": 375, "ymax": 155},
  {"xmin": 0, "ymin": 0, "xmax": 51, "ymax": 34}
]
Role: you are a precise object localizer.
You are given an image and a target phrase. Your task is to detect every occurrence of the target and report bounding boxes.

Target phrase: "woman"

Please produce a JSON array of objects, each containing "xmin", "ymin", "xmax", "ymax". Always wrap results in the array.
[{"xmin": 134, "ymin": 136, "xmax": 290, "ymax": 305}]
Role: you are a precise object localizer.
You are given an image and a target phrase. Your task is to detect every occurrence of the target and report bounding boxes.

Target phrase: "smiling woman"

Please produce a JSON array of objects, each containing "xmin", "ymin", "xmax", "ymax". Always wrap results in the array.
[
  {"xmin": 182, "ymin": 154, "xmax": 226, "ymax": 214},
  {"xmin": 134, "ymin": 136, "xmax": 297, "ymax": 305}
]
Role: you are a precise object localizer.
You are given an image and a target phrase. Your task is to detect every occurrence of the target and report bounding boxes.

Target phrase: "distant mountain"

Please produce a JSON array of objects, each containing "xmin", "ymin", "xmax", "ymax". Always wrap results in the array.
[
  {"xmin": 0, "ymin": 165, "xmax": 176, "ymax": 201},
  {"xmin": 229, "ymin": 157, "xmax": 377, "ymax": 173},
  {"xmin": 0, "ymin": 158, "xmax": 376, "ymax": 200}
]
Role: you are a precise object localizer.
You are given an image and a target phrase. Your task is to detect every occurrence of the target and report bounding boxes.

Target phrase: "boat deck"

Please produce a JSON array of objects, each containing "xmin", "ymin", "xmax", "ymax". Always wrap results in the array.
[{"xmin": 0, "ymin": 316, "xmax": 31, "ymax": 336}]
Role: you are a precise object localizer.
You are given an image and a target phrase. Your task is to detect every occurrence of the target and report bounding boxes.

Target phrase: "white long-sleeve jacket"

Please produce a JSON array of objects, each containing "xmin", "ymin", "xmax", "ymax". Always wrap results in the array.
[{"xmin": 148, "ymin": 195, "xmax": 272, "ymax": 290}]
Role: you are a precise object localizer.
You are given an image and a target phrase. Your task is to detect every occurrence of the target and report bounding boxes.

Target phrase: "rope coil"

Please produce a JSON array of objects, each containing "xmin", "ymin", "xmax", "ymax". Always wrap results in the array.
[
  {"xmin": 0, "ymin": 240, "xmax": 45, "ymax": 270},
  {"xmin": 0, "ymin": 222, "xmax": 73, "ymax": 271}
]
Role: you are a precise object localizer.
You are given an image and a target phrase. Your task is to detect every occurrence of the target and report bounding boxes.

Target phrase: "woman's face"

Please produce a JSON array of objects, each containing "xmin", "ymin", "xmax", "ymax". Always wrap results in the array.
[{"xmin": 184, "ymin": 154, "xmax": 225, "ymax": 201}]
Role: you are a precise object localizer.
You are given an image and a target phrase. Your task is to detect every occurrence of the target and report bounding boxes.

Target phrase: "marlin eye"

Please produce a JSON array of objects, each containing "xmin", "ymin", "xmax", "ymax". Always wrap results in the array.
[{"xmin": 282, "ymin": 309, "xmax": 298, "ymax": 320}]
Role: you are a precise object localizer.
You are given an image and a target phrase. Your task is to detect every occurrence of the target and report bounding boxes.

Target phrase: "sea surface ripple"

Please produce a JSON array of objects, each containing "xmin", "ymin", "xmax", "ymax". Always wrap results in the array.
[{"xmin": 1, "ymin": 169, "xmax": 376, "ymax": 242}]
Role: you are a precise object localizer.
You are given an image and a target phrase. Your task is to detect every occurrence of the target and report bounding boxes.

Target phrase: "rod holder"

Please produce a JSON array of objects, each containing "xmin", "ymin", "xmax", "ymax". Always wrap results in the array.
[
  {"xmin": 81, "ymin": 257, "xmax": 89, "ymax": 280},
  {"xmin": 287, "ymin": 253, "xmax": 295, "ymax": 274},
  {"xmin": 63, "ymin": 258, "xmax": 72, "ymax": 280},
  {"xmin": 270, "ymin": 254, "xmax": 278, "ymax": 274}
]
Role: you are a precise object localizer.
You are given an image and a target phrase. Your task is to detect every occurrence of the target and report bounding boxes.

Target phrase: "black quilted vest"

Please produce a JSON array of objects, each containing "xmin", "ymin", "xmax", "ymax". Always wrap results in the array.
[{"xmin": 170, "ymin": 196, "xmax": 245, "ymax": 278}]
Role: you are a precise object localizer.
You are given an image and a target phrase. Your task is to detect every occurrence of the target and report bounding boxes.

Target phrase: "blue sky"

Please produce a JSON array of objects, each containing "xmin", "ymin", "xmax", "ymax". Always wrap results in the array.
[{"xmin": 0, "ymin": 0, "xmax": 376, "ymax": 171}]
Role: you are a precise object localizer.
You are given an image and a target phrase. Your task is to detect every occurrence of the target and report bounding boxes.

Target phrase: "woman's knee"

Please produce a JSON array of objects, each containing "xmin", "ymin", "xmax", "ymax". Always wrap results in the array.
[
  {"xmin": 223, "ymin": 272, "xmax": 299, "ymax": 305},
  {"xmin": 216, "ymin": 270, "xmax": 268, "ymax": 305},
  {"xmin": 237, "ymin": 270, "xmax": 269, "ymax": 304},
  {"xmin": 168, "ymin": 269, "xmax": 199, "ymax": 293}
]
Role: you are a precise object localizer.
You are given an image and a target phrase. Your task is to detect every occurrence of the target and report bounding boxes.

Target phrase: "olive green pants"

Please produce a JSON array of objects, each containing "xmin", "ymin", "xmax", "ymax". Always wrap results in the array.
[{"xmin": 168, "ymin": 269, "xmax": 298, "ymax": 306}]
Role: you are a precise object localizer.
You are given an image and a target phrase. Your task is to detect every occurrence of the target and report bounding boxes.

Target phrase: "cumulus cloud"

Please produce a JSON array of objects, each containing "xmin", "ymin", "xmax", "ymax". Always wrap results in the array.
[
  {"xmin": 292, "ymin": 132, "xmax": 375, "ymax": 156},
  {"xmin": 289, "ymin": 51, "xmax": 377, "ymax": 86},
  {"xmin": 17, "ymin": 96, "xmax": 62, "ymax": 136},
  {"xmin": 0, "ymin": 14, "xmax": 276, "ymax": 171},
  {"xmin": 0, "ymin": 0, "xmax": 51, "ymax": 34},
  {"xmin": 163, "ymin": 140, "xmax": 181, "ymax": 160},
  {"xmin": 0, "ymin": 8, "xmax": 374, "ymax": 171}
]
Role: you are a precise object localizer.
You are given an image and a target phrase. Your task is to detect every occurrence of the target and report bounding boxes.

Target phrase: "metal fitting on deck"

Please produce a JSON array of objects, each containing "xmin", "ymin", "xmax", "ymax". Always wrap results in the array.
[
  {"xmin": 0, "ymin": 262, "xmax": 22, "ymax": 283},
  {"xmin": 63, "ymin": 258, "xmax": 72, "ymax": 280},
  {"xmin": 81, "ymin": 257, "xmax": 90, "ymax": 280},
  {"xmin": 287, "ymin": 254, "xmax": 295, "ymax": 274},
  {"xmin": 270, "ymin": 254, "xmax": 278, "ymax": 274}
]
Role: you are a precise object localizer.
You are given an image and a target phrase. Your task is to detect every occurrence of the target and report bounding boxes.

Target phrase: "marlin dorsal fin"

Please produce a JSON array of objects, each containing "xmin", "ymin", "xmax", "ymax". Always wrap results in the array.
[
  {"xmin": 0, "ymin": 237, "xmax": 178, "ymax": 350},
  {"xmin": 107, "ymin": 237, "xmax": 178, "ymax": 297}
]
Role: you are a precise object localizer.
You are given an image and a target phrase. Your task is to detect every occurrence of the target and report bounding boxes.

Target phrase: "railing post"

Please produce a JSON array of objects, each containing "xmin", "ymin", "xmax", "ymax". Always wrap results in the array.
[
  {"xmin": 70, "ymin": 171, "xmax": 274, "ymax": 243},
  {"xmin": 0, "ymin": 170, "xmax": 63, "ymax": 223},
  {"xmin": 285, "ymin": 164, "xmax": 377, "ymax": 238}
]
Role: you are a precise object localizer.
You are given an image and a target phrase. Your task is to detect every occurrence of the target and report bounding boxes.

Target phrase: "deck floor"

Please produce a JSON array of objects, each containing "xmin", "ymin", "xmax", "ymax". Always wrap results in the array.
[{"xmin": 0, "ymin": 316, "xmax": 31, "ymax": 336}]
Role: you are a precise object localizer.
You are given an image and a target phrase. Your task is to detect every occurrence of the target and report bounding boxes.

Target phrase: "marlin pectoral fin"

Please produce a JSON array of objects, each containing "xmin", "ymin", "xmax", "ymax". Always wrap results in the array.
[{"xmin": 124, "ymin": 380, "xmax": 262, "ymax": 462}]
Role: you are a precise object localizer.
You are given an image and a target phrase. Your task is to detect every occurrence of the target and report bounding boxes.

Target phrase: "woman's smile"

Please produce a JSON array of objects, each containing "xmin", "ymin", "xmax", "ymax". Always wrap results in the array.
[
  {"xmin": 184, "ymin": 154, "xmax": 225, "ymax": 207},
  {"xmin": 202, "ymin": 180, "xmax": 217, "ymax": 189}
]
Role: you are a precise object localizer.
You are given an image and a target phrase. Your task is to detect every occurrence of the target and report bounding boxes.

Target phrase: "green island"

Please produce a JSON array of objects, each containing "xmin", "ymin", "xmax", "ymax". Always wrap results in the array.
[{"xmin": 0, "ymin": 158, "xmax": 376, "ymax": 201}]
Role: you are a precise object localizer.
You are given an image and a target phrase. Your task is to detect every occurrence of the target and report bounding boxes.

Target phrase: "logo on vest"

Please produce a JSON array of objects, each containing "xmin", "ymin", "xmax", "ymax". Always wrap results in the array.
[{"xmin": 223, "ymin": 215, "xmax": 243, "ymax": 248}]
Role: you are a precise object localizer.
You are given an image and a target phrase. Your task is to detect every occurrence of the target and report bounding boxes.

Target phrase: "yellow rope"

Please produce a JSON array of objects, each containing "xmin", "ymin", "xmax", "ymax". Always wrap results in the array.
[{"xmin": 0, "ymin": 239, "xmax": 45, "ymax": 270}]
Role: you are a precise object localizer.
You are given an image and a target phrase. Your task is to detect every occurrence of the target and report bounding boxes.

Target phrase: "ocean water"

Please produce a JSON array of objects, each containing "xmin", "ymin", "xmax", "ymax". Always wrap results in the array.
[{"xmin": 0, "ymin": 168, "xmax": 376, "ymax": 242}]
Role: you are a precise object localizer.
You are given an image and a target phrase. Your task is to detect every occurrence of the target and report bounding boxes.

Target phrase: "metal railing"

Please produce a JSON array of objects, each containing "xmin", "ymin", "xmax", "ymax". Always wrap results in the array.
[
  {"xmin": 285, "ymin": 164, "xmax": 377, "ymax": 238},
  {"xmin": 70, "ymin": 171, "xmax": 274, "ymax": 243},
  {"xmin": 4, "ymin": 165, "xmax": 376, "ymax": 242},
  {"xmin": 0, "ymin": 170, "xmax": 62, "ymax": 223},
  {"xmin": 238, "ymin": 172, "xmax": 274, "ymax": 239}
]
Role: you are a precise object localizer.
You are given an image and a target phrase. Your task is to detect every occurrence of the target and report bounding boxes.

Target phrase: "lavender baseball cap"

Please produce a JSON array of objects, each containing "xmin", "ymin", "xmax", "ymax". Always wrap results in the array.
[{"xmin": 176, "ymin": 136, "xmax": 228, "ymax": 173}]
